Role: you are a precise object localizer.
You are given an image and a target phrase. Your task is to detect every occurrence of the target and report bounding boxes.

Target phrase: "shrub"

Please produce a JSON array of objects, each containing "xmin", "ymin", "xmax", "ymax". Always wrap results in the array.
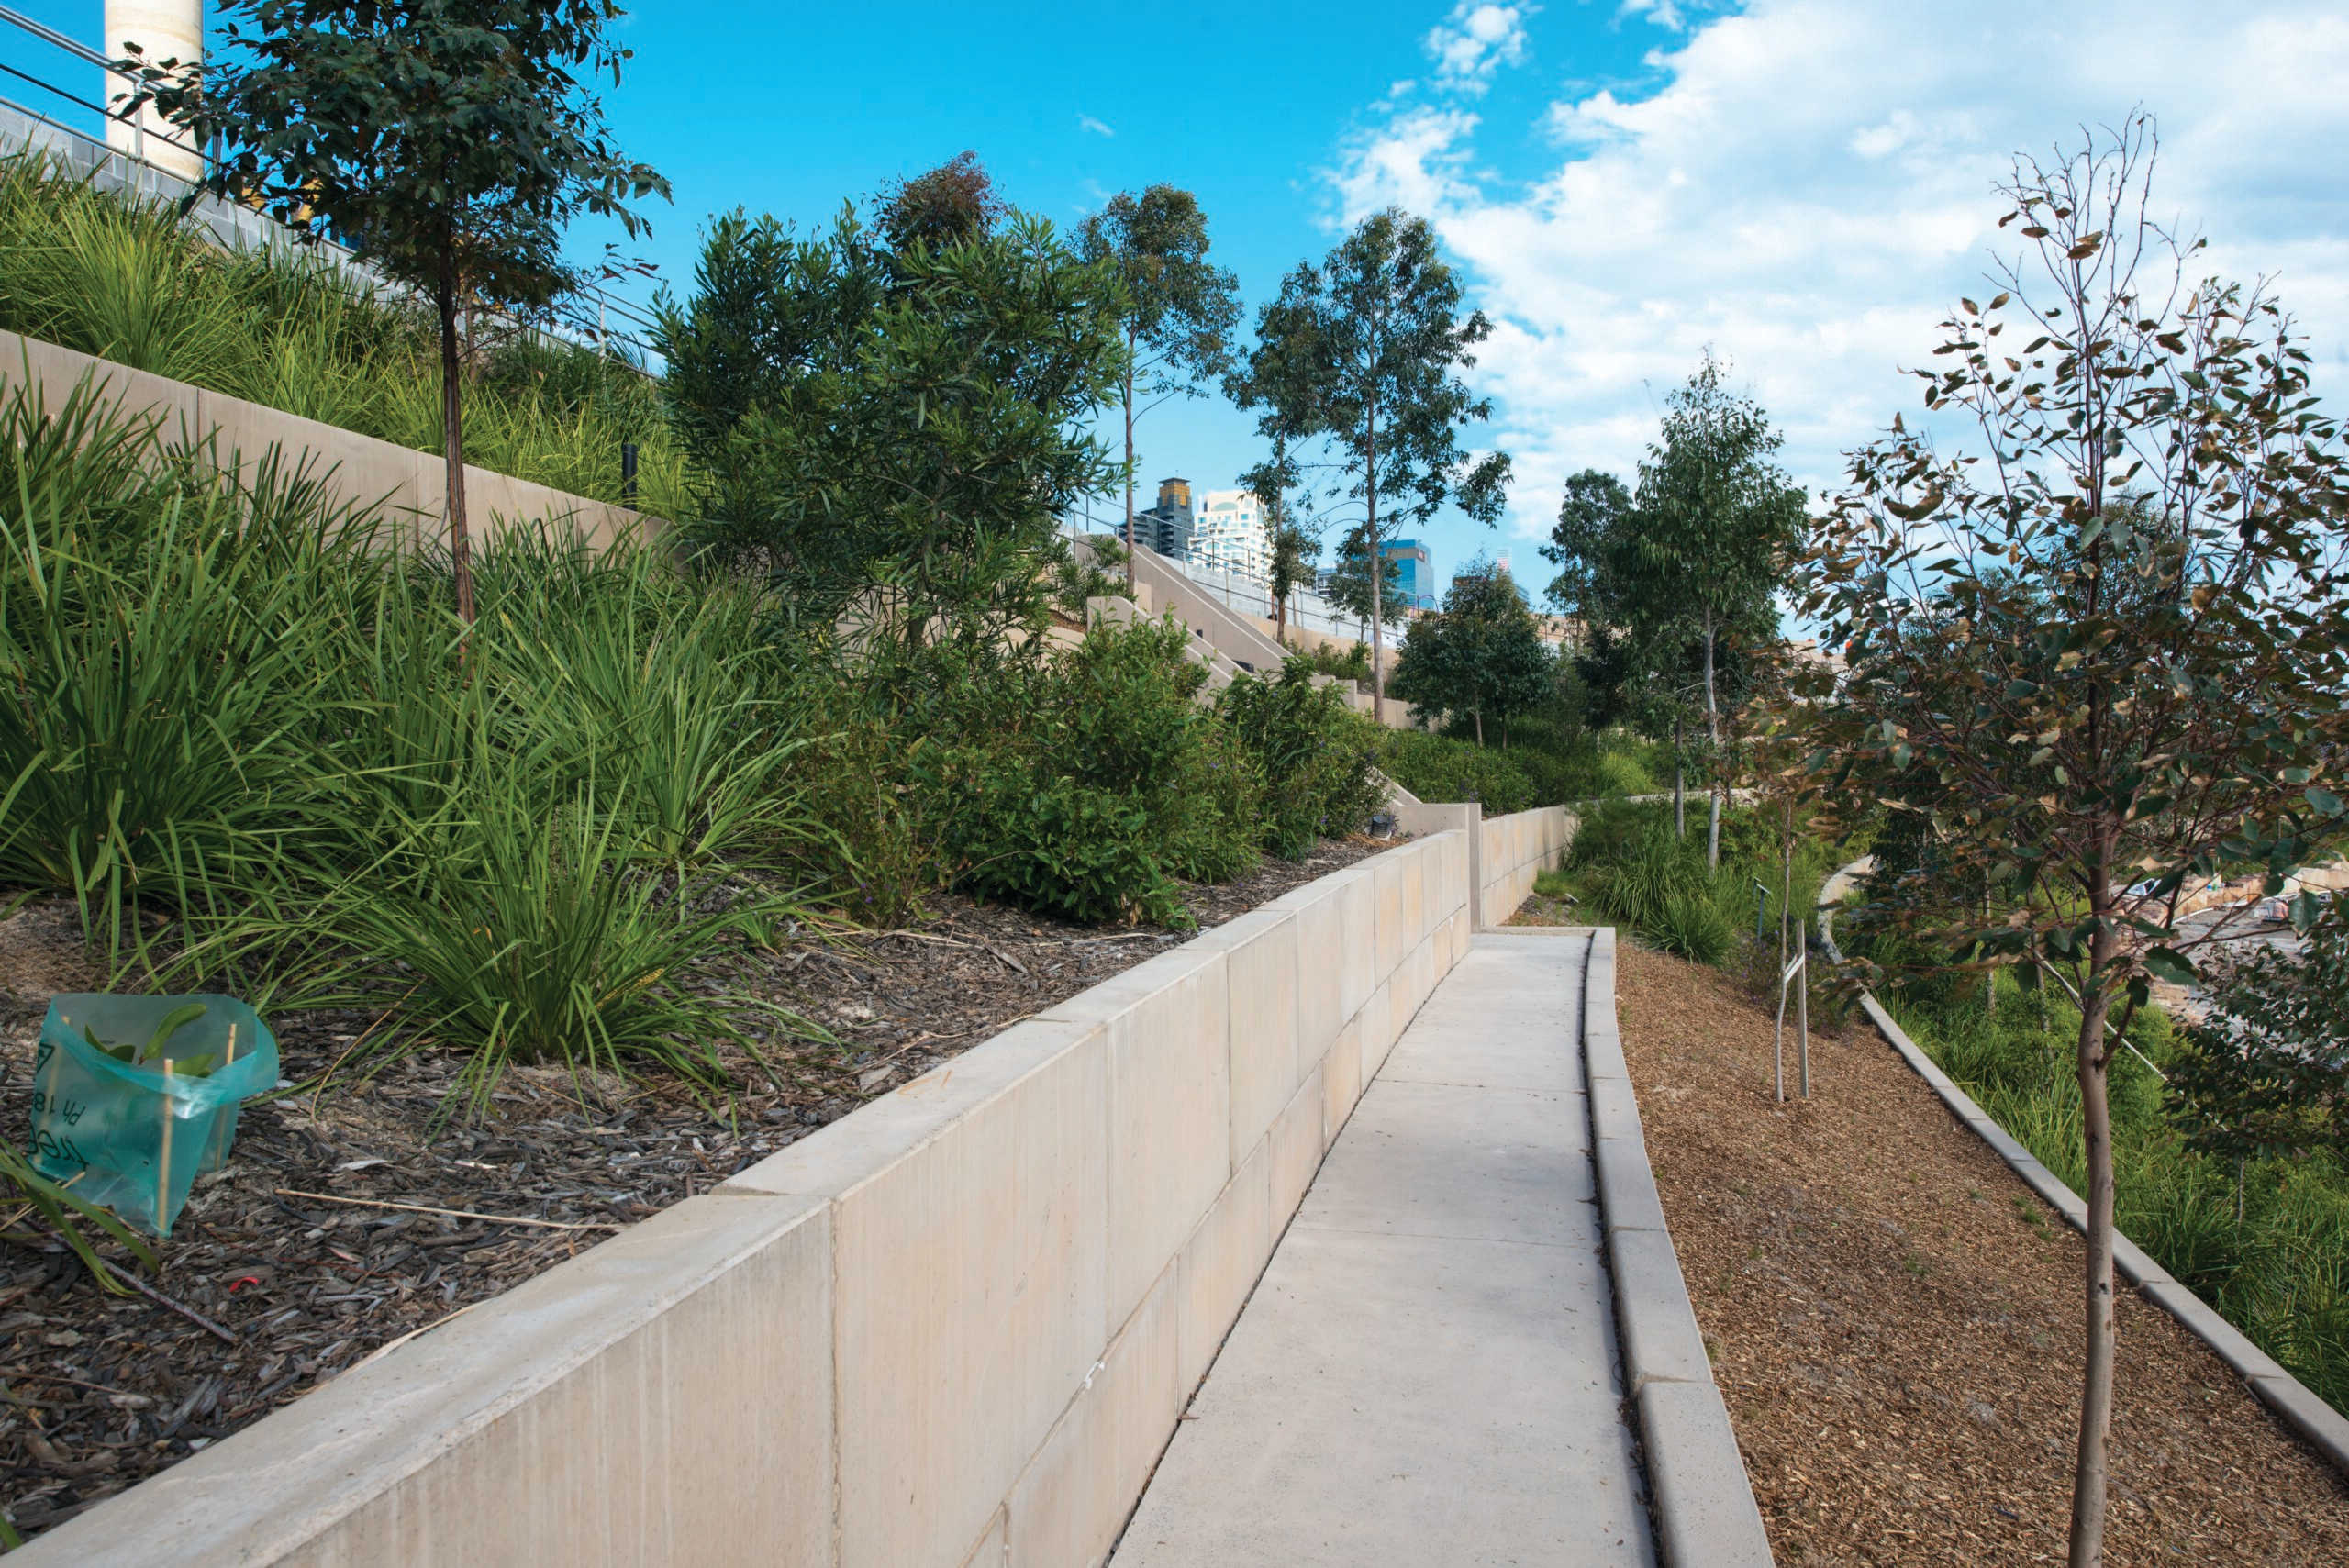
[
  {"xmin": 1653, "ymin": 888, "xmax": 1734, "ymax": 963},
  {"xmin": 1219, "ymin": 660, "xmax": 1383, "ymax": 858},
  {"xmin": 1375, "ymin": 729, "xmax": 1539, "ymax": 815}
]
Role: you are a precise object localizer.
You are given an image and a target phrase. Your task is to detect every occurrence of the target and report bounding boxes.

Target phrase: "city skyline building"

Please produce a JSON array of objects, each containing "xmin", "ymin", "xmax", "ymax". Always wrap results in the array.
[
  {"xmin": 1129, "ymin": 476, "xmax": 1194, "ymax": 560},
  {"xmin": 1187, "ymin": 487, "xmax": 1270, "ymax": 581},
  {"xmin": 1382, "ymin": 539, "xmax": 1434, "ymax": 610}
]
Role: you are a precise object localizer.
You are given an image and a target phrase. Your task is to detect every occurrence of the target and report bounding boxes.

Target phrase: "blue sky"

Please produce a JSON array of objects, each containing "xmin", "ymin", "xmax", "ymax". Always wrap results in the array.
[{"xmin": 9, "ymin": 2, "xmax": 2349, "ymax": 600}]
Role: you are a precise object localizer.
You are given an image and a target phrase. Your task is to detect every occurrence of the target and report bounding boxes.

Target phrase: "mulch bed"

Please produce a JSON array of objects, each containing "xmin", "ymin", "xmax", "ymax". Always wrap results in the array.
[
  {"xmin": 0, "ymin": 834, "xmax": 1390, "ymax": 1540},
  {"xmin": 1615, "ymin": 940, "xmax": 2349, "ymax": 1566}
]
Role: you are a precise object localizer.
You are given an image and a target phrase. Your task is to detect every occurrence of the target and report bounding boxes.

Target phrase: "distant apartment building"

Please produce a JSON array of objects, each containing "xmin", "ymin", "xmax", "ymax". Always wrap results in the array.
[
  {"xmin": 1127, "ymin": 477, "xmax": 1193, "ymax": 559},
  {"xmin": 1187, "ymin": 488, "xmax": 1270, "ymax": 582},
  {"xmin": 1383, "ymin": 539, "xmax": 1434, "ymax": 610}
]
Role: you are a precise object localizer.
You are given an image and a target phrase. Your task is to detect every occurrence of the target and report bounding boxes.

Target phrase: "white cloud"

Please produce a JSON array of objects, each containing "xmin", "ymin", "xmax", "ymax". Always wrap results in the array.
[
  {"xmin": 1336, "ymin": 0, "xmax": 2349, "ymax": 547},
  {"xmin": 1424, "ymin": 4, "xmax": 1534, "ymax": 95},
  {"xmin": 1078, "ymin": 114, "xmax": 1116, "ymax": 138}
]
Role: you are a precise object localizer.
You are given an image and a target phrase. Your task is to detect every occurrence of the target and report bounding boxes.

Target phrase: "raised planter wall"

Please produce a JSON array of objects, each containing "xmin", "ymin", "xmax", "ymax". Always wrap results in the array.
[
  {"xmin": 1, "ymin": 329, "xmax": 651, "ymax": 554},
  {"xmin": 1480, "ymin": 806, "xmax": 1574, "ymax": 929},
  {"xmin": 27, "ymin": 817, "xmax": 1567, "ymax": 1567}
]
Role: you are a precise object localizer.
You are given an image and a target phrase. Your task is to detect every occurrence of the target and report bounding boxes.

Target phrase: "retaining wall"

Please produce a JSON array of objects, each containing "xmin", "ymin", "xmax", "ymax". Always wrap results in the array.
[
  {"xmin": 1, "ymin": 329, "xmax": 651, "ymax": 553},
  {"xmin": 1480, "ymin": 806, "xmax": 1575, "ymax": 929},
  {"xmin": 27, "ymin": 820, "xmax": 1543, "ymax": 1567}
]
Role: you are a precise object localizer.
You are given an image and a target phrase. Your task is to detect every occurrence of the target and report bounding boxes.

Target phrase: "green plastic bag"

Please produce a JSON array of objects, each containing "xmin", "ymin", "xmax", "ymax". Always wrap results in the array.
[{"xmin": 29, "ymin": 995, "xmax": 280, "ymax": 1239}]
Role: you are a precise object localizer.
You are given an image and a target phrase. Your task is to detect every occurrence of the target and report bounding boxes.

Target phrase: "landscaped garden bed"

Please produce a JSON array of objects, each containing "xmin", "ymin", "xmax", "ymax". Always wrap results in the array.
[
  {"xmin": 1615, "ymin": 940, "xmax": 2349, "ymax": 1565},
  {"xmin": 0, "ymin": 835, "xmax": 1387, "ymax": 1539}
]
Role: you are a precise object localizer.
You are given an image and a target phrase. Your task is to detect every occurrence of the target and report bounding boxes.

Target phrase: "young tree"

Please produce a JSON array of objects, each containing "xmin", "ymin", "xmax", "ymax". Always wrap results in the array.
[
  {"xmin": 653, "ymin": 195, "xmax": 1126, "ymax": 649},
  {"xmin": 1799, "ymin": 119, "xmax": 2349, "ymax": 1567},
  {"xmin": 1252, "ymin": 209, "xmax": 1510, "ymax": 722},
  {"xmin": 129, "ymin": 0, "xmax": 668, "ymax": 622},
  {"xmin": 1542, "ymin": 467, "xmax": 1633, "ymax": 625},
  {"xmin": 1634, "ymin": 356, "xmax": 1804, "ymax": 867},
  {"xmin": 1078, "ymin": 187, "xmax": 1241, "ymax": 585},
  {"xmin": 1391, "ymin": 558, "xmax": 1554, "ymax": 745},
  {"xmin": 1241, "ymin": 437, "xmax": 1317, "ymax": 642}
]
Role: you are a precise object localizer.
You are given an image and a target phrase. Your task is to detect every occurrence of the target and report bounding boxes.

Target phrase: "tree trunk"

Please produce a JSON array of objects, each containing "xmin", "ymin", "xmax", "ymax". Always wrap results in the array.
[
  {"xmin": 1704, "ymin": 609, "xmax": 1722, "ymax": 870},
  {"xmin": 1121, "ymin": 347, "xmax": 1138, "ymax": 593},
  {"xmin": 1673, "ymin": 717, "xmax": 1686, "ymax": 839},
  {"xmin": 437, "ymin": 261, "xmax": 475, "ymax": 625},
  {"xmin": 2068, "ymin": 931, "xmax": 2121, "ymax": 1568},
  {"xmin": 1473, "ymin": 708, "xmax": 1483, "ymax": 747},
  {"xmin": 1366, "ymin": 407, "xmax": 1384, "ymax": 728}
]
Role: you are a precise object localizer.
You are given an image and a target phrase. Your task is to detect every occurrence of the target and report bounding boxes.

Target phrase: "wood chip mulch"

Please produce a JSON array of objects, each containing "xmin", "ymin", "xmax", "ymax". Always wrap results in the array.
[
  {"xmin": 0, "ymin": 833, "xmax": 1391, "ymax": 1541},
  {"xmin": 1616, "ymin": 940, "xmax": 2349, "ymax": 1566}
]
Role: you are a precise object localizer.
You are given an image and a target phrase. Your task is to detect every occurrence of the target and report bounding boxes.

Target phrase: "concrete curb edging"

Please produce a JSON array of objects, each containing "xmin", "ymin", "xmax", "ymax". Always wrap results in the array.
[
  {"xmin": 1583, "ymin": 927, "xmax": 1776, "ymax": 1566},
  {"xmin": 1817, "ymin": 891, "xmax": 2349, "ymax": 1480}
]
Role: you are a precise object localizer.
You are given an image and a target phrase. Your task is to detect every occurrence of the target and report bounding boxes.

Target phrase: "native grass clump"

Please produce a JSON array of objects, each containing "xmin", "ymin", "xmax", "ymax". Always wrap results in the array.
[{"xmin": 0, "ymin": 151, "xmax": 688, "ymax": 517}]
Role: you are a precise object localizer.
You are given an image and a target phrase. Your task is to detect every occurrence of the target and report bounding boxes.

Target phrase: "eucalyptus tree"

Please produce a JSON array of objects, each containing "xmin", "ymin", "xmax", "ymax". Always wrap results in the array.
[
  {"xmin": 1798, "ymin": 118, "xmax": 2349, "ymax": 1567},
  {"xmin": 1633, "ymin": 357, "xmax": 1803, "ymax": 867},
  {"xmin": 1078, "ymin": 187, "xmax": 1241, "ymax": 583},
  {"xmin": 1250, "ymin": 209, "xmax": 1510, "ymax": 721},
  {"xmin": 1542, "ymin": 409, "xmax": 1797, "ymax": 866},
  {"xmin": 128, "ymin": 0, "xmax": 667, "ymax": 623}
]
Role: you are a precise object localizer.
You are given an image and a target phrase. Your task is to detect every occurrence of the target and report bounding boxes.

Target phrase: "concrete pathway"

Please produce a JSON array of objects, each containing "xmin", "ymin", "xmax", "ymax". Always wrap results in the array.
[{"xmin": 1115, "ymin": 930, "xmax": 1654, "ymax": 1567}]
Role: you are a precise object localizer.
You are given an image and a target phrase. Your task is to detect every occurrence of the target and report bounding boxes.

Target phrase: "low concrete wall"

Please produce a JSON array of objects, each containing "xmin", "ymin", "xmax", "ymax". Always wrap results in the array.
[
  {"xmin": 1583, "ymin": 929, "xmax": 1776, "ymax": 1565},
  {"xmin": 28, "ymin": 830, "xmax": 1477, "ymax": 1567},
  {"xmin": 1, "ymin": 330, "xmax": 652, "ymax": 553},
  {"xmin": 1480, "ymin": 806, "xmax": 1575, "ymax": 929}
]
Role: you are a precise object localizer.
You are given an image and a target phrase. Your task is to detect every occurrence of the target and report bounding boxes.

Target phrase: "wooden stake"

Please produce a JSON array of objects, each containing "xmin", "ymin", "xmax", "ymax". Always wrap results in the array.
[
  {"xmin": 225, "ymin": 1022, "xmax": 237, "ymax": 1065},
  {"xmin": 157, "ymin": 1057, "xmax": 174, "ymax": 1229}
]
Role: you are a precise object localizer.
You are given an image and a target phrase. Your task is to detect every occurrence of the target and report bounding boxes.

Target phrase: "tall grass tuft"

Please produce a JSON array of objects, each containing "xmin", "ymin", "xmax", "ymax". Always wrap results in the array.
[{"xmin": 0, "ymin": 152, "xmax": 691, "ymax": 517}]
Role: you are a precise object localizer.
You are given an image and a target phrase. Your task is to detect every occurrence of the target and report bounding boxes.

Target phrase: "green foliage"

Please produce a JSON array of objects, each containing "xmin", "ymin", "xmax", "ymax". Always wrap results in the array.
[
  {"xmin": 653, "ymin": 201, "xmax": 1125, "ymax": 646},
  {"xmin": 1375, "ymin": 730, "xmax": 1539, "ymax": 817},
  {"xmin": 921, "ymin": 620, "xmax": 1260, "ymax": 926},
  {"xmin": 0, "ymin": 154, "xmax": 686, "ymax": 514},
  {"xmin": 1390, "ymin": 556, "xmax": 1555, "ymax": 743},
  {"xmin": 1219, "ymin": 662, "xmax": 1385, "ymax": 858},
  {"xmin": 1287, "ymin": 639, "xmax": 1369, "ymax": 683},
  {"xmin": 0, "ymin": 380, "xmax": 821, "ymax": 1115},
  {"xmin": 2171, "ymin": 895, "xmax": 2349, "ymax": 1165},
  {"xmin": 131, "ymin": 0, "xmax": 670, "ymax": 618}
]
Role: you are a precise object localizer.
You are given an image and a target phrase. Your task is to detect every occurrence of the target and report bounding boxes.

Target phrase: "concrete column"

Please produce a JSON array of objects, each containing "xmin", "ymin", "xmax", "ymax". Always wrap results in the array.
[{"xmin": 106, "ymin": 1, "xmax": 204, "ymax": 182}]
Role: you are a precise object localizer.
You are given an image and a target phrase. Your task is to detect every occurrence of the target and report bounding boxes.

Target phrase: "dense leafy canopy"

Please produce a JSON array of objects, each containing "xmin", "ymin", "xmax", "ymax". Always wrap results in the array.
[
  {"xmin": 653, "ymin": 190, "xmax": 1126, "ymax": 647},
  {"xmin": 1391, "ymin": 559, "xmax": 1554, "ymax": 745}
]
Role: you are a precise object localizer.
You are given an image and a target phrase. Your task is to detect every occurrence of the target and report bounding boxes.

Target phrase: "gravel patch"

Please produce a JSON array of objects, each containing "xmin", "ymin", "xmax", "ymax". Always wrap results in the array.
[
  {"xmin": 0, "ymin": 834, "xmax": 1390, "ymax": 1540},
  {"xmin": 1615, "ymin": 940, "xmax": 2349, "ymax": 1566}
]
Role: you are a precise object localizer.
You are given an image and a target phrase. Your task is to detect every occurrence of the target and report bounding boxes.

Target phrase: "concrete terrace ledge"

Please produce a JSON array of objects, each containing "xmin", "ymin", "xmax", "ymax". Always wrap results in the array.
[
  {"xmin": 22, "ymin": 817, "xmax": 1541, "ymax": 1566},
  {"xmin": 1, "ymin": 330, "xmax": 654, "ymax": 554},
  {"xmin": 1584, "ymin": 927, "xmax": 1776, "ymax": 1567},
  {"xmin": 1816, "ymin": 881, "xmax": 2349, "ymax": 1481}
]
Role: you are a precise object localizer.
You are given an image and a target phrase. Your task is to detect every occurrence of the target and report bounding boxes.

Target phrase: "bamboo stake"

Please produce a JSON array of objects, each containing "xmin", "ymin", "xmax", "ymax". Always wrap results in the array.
[{"xmin": 157, "ymin": 1057, "xmax": 173, "ymax": 1229}]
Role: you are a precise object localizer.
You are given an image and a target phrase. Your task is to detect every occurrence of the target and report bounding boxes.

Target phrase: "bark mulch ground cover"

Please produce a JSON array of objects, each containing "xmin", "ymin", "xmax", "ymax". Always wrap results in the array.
[
  {"xmin": 0, "ymin": 833, "xmax": 1390, "ymax": 1541},
  {"xmin": 1616, "ymin": 940, "xmax": 2349, "ymax": 1566}
]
